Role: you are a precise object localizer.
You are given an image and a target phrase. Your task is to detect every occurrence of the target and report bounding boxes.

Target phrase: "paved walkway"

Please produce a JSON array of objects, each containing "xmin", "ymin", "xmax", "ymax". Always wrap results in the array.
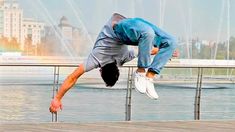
[{"xmin": 1, "ymin": 120, "xmax": 235, "ymax": 132}]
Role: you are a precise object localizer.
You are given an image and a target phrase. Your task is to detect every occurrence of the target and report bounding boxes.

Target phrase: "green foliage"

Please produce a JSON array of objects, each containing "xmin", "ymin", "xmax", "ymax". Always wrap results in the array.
[
  {"xmin": 229, "ymin": 36, "xmax": 235, "ymax": 59},
  {"xmin": 188, "ymin": 36, "xmax": 235, "ymax": 60},
  {"xmin": 162, "ymin": 68, "xmax": 235, "ymax": 76}
]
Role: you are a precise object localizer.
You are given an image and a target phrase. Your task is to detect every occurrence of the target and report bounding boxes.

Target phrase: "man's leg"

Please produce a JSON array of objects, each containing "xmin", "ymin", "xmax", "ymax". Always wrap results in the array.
[
  {"xmin": 145, "ymin": 40, "xmax": 176, "ymax": 99},
  {"xmin": 148, "ymin": 40, "xmax": 176, "ymax": 76},
  {"xmin": 134, "ymin": 30, "xmax": 154, "ymax": 94},
  {"xmin": 137, "ymin": 34, "xmax": 153, "ymax": 70}
]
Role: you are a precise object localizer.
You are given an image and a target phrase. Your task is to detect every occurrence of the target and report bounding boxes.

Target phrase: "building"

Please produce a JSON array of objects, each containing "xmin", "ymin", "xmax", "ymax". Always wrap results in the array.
[
  {"xmin": 0, "ymin": 0, "xmax": 23, "ymax": 45},
  {"xmin": 59, "ymin": 16, "xmax": 85, "ymax": 55},
  {"xmin": 58, "ymin": 16, "xmax": 73, "ymax": 41},
  {"xmin": 0, "ymin": 0, "xmax": 44, "ymax": 50},
  {"xmin": 22, "ymin": 18, "xmax": 44, "ymax": 46},
  {"xmin": 43, "ymin": 16, "xmax": 85, "ymax": 56}
]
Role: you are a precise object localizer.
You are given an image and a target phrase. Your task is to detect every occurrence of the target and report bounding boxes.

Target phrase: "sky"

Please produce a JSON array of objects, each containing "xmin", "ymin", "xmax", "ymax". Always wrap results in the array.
[{"xmin": 18, "ymin": 0, "xmax": 235, "ymax": 41}]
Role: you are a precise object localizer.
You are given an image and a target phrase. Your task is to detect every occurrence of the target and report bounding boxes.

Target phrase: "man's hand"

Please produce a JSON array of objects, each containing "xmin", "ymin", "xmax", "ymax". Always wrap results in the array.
[
  {"xmin": 49, "ymin": 97, "xmax": 62, "ymax": 113},
  {"xmin": 151, "ymin": 47, "xmax": 159, "ymax": 55}
]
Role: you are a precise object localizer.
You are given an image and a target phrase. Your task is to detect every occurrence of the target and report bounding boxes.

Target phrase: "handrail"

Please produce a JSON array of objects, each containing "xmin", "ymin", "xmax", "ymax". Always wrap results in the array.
[
  {"xmin": 0, "ymin": 59, "xmax": 235, "ymax": 121},
  {"xmin": 1, "ymin": 59, "xmax": 235, "ymax": 68},
  {"xmin": 123, "ymin": 59, "xmax": 235, "ymax": 68}
]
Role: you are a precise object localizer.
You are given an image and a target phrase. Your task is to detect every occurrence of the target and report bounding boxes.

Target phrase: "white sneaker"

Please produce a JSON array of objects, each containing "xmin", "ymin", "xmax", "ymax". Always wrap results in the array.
[
  {"xmin": 146, "ymin": 78, "xmax": 159, "ymax": 99},
  {"xmin": 134, "ymin": 72, "xmax": 147, "ymax": 94}
]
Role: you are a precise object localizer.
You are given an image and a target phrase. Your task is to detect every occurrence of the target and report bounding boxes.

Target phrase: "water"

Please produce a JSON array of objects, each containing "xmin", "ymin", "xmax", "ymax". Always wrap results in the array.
[{"xmin": 1, "ymin": 83, "xmax": 235, "ymax": 123}]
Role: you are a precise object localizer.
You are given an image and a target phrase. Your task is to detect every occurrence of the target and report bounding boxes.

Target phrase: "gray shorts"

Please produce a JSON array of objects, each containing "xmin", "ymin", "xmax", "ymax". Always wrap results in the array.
[{"xmin": 83, "ymin": 13, "xmax": 135, "ymax": 72}]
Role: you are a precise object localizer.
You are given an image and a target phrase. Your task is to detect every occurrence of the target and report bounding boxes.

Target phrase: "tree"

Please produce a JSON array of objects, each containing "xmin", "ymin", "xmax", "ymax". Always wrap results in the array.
[
  {"xmin": 9, "ymin": 37, "xmax": 20, "ymax": 51},
  {"xmin": 24, "ymin": 36, "xmax": 32, "ymax": 55},
  {"xmin": 229, "ymin": 37, "xmax": 235, "ymax": 59},
  {"xmin": 0, "ymin": 36, "xmax": 8, "ymax": 51}
]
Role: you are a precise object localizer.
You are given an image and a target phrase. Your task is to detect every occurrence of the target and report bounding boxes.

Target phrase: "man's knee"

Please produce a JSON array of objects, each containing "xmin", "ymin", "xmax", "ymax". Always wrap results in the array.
[
  {"xmin": 160, "ymin": 39, "xmax": 177, "ymax": 51},
  {"xmin": 142, "ymin": 29, "xmax": 155, "ymax": 39}
]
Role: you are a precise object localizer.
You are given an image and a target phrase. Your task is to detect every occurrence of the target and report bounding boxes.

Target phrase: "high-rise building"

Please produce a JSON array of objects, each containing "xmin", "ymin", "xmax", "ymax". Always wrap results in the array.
[
  {"xmin": 0, "ymin": 0, "xmax": 4, "ymax": 6},
  {"xmin": 0, "ymin": 2, "xmax": 3, "ymax": 35},
  {"xmin": 0, "ymin": 0, "xmax": 23, "ymax": 46},
  {"xmin": 0, "ymin": 0, "xmax": 44, "ymax": 50}
]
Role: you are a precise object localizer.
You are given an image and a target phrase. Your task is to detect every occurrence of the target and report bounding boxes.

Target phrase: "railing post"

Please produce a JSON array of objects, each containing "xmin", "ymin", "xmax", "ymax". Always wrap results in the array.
[
  {"xmin": 52, "ymin": 66, "xmax": 60, "ymax": 122},
  {"xmin": 125, "ymin": 67, "xmax": 133, "ymax": 121},
  {"xmin": 194, "ymin": 68, "xmax": 203, "ymax": 120}
]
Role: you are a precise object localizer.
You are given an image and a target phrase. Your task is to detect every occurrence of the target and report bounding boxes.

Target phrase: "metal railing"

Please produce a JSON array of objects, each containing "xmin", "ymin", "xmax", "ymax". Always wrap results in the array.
[
  {"xmin": 0, "ymin": 63, "xmax": 77, "ymax": 122},
  {"xmin": 1, "ymin": 59, "xmax": 235, "ymax": 122},
  {"xmin": 123, "ymin": 66, "xmax": 234, "ymax": 121},
  {"xmin": 122, "ymin": 59, "xmax": 235, "ymax": 121}
]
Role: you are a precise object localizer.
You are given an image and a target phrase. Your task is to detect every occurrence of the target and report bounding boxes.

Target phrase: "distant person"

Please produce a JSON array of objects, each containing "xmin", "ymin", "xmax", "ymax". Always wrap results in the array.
[{"xmin": 50, "ymin": 13, "xmax": 178, "ymax": 113}]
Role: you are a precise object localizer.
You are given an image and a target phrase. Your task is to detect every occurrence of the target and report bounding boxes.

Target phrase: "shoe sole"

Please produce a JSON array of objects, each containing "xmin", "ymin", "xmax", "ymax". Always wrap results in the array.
[
  {"xmin": 146, "ymin": 89, "xmax": 155, "ymax": 99},
  {"xmin": 135, "ymin": 87, "xmax": 146, "ymax": 94},
  {"xmin": 146, "ymin": 86, "xmax": 159, "ymax": 100},
  {"xmin": 146, "ymin": 89, "xmax": 158, "ymax": 100}
]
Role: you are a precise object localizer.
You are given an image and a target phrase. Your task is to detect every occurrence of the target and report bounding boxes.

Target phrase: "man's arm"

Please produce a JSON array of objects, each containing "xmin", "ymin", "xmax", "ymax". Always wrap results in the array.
[{"xmin": 49, "ymin": 64, "xmax": 85, "ymax": 113}]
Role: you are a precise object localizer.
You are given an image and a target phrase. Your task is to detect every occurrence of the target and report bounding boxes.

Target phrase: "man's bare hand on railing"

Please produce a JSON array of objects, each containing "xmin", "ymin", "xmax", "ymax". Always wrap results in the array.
[
  {"xmin": 49, "ymin": 64, "xmax": 84, "ymax": 114},
  {"xmin": 49, "ymin": 97, "xmax": 62, "ymax": 113}
]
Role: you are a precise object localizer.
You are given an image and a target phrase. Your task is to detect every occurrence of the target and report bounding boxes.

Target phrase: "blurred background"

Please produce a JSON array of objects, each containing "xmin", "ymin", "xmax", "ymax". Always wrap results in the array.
[{"xmin": 0, "ymin": 0, "xmax": 234, "ymax": 59}]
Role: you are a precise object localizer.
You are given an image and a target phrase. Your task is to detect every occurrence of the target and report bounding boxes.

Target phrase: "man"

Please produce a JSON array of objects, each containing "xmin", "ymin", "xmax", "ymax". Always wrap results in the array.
[{"xmin": 49, "ymin": 13, "xmax": 177, "ymax": 113}]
